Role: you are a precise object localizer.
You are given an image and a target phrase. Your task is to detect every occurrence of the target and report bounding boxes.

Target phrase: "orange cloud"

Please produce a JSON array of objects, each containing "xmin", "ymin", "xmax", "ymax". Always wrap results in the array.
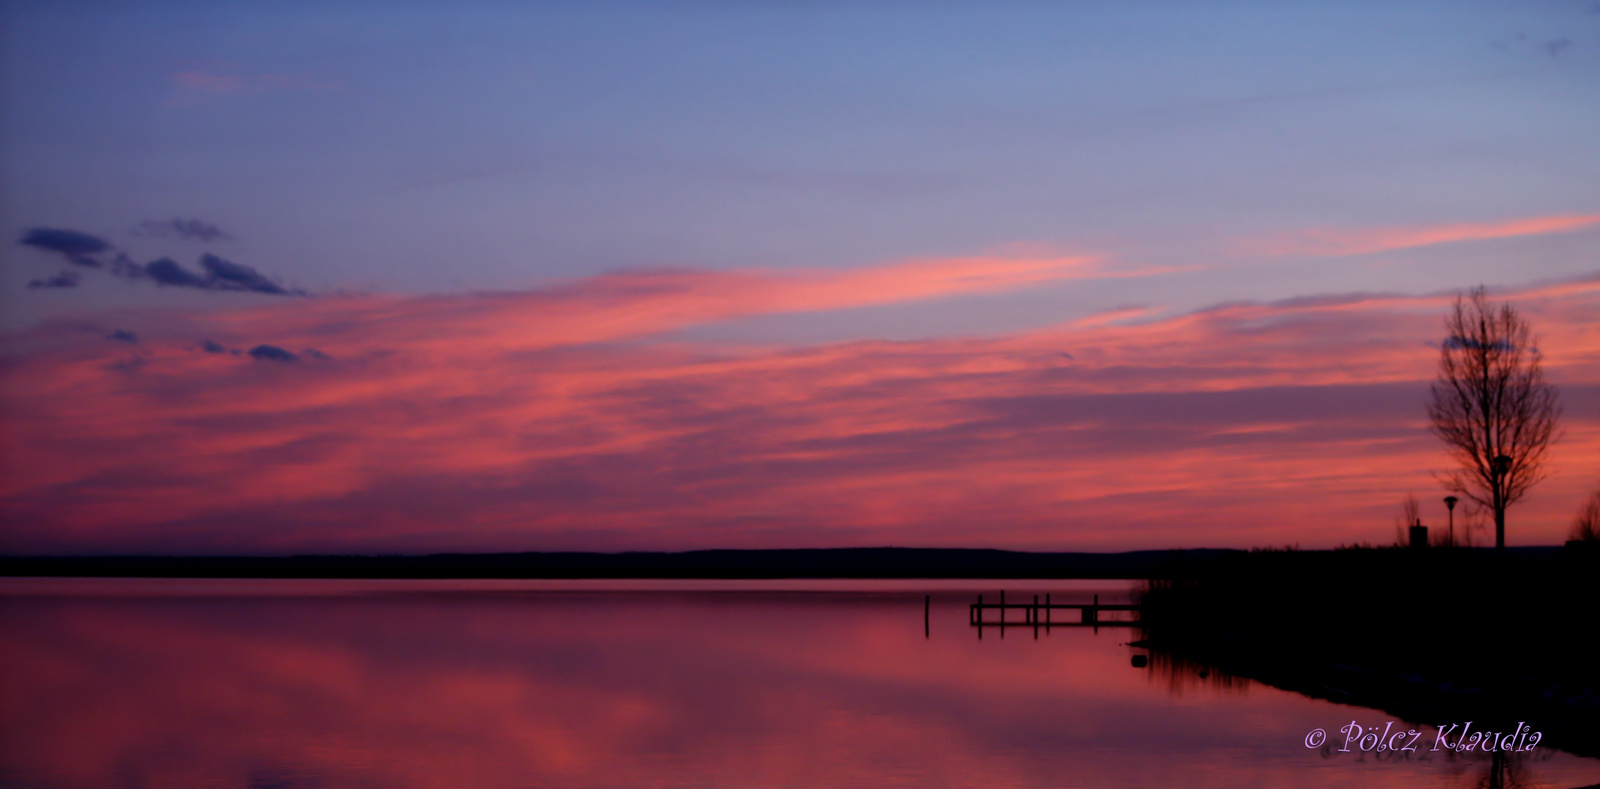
[
  {"xmin": 1241, "ymin": 213, "xmax": 1600, "ymax": 257},
  {"xmin": 2, "ymin": 274, "xmax": 1597, "ymax": 554}
]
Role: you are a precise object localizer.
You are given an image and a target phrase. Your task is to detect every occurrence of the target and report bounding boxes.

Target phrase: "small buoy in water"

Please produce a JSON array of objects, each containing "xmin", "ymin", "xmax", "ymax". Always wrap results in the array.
[{"xmin": 1130, "ymin": 655, "xmax": 1148, "ymax": 668}]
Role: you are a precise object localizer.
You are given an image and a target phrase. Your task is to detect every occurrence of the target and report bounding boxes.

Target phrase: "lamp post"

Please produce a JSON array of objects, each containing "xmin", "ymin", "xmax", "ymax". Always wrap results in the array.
[{"xmin": 1443, "ymin": 495, "xmax": 1458, "ymax": 547}]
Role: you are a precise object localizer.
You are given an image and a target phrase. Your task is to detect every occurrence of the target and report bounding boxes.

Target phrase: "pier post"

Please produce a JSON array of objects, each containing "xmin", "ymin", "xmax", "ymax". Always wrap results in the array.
[{"xmin": 1045, "ymin": 593, "xmax": 1051, "ymax": 627}]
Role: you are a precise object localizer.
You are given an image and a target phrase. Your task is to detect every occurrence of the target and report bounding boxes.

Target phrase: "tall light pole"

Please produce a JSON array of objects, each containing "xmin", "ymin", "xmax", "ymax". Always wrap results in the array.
[{"xmin": 1443, "ymin": 495, "xmax": 1458, "ymax": 547}]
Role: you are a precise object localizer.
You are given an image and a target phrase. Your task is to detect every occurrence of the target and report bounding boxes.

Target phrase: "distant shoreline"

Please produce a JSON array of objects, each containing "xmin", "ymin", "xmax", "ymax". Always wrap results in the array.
[{"xmin": 0, "ymin": 546, "xmax": 1567, "ymax": 580}]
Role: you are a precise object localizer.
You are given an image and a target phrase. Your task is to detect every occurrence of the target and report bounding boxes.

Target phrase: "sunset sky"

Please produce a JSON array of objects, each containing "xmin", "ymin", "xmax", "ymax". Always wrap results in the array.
[{"xmin": 3, "ymin": 1, "xmax": 1597, "ymax": 554}]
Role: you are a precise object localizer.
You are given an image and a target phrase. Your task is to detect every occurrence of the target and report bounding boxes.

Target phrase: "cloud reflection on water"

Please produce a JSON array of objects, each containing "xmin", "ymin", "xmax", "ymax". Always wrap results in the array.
[{"xmin": 2, "ymin": 582, "xmax": 1596, "ymax": 788}]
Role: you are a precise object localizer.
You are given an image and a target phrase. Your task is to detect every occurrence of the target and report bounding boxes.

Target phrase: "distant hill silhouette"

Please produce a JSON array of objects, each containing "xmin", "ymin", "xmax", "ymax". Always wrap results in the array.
[{"xmin": 0, "ymin": 547, "xmax": 1257, "ymax": 579}]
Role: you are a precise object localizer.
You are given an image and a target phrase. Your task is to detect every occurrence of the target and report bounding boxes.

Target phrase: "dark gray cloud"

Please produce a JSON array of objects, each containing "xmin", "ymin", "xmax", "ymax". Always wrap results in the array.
[
  {"xmin": 131, "ymin": 218, "xmax": 232, "ymax": 242},
  {"xmin": 18, "ymin": 228, "xmax": 110, "ymax": 267},
  {"xmin": 139, "ymin": 254, "xmax": 300, "ymax": 294},
  {"xmin": 27, "ymin": 271, "xmax": 81, "ymax": 289},
  {"xmin": 18, "ymin": 224, "xmax": 304, "ymax": 297},
  {"xmin": 139, "ymin": 254, "xmax": 301, "ymax": 295},
  {"xmin": 107, "ymin": 329, "xmax": 139, "ymax": 344},
  {"xmin": 201, "ymin": 340, "xmax": 228, "ymax": 354},
  {"xmin": 302, "ymin": 348, "xmax": 331, "ymax": 360},
  {"xmin": 145, "ymin": 258, "xmax": 209, "ymax": 287},
  {"xmin": 199, "ymin": 254, "xmax": 295, "ymax": 294},
  {"xmin": 248, "ymin": 345, "xmax": 298, "ymax": 362}
]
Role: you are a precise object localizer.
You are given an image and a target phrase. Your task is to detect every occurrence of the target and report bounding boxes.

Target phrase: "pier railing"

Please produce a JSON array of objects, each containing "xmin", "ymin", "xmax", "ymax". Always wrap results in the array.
[{"xmin": 969, "ymin": 592, "xmax": 1139, "ymax": 633}]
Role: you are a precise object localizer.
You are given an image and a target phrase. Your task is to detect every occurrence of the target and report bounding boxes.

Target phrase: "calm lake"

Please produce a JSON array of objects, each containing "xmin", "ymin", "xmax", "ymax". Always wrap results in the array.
[{"xmin": 2, "ymin": 579, "xmax": 1596, "ymax": 788}]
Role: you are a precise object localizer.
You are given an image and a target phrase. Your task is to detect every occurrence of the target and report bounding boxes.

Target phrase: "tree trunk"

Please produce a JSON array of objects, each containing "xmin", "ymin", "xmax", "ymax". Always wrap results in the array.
[{"xmin": 1494, "ymin": 496, "xmax": 1506, "ymax": 553}]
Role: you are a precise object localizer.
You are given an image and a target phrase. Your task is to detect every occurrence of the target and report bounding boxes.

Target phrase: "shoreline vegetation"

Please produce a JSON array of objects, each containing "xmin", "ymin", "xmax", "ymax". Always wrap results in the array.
[{"xmin": 1135, "ymin": 543, "xmax": 1600, "ymax": 760}]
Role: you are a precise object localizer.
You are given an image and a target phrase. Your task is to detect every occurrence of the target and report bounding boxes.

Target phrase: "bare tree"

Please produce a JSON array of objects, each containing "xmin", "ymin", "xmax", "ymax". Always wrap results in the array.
[
  {"xmin": 1393, "ymin": 492, "xmax": 1421, "ymax": 546},
  {"xmin": 1572, "ymin": 484, "xmax": 1600, "ymax": 542},
  {"xmin": 1427, "ymin": 287, "xmax": 1562, "ymax": 551}
]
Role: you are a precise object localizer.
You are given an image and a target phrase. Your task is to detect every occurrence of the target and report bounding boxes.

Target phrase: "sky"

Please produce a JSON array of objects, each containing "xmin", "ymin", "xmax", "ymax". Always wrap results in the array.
[{"xmin": 2, "ymin": 1, "xmax": 1598, "ymax": 555}]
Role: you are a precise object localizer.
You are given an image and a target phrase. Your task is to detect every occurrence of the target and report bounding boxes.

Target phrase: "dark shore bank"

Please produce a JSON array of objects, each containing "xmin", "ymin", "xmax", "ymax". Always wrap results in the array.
[{"xmin": 1134, "ymin": 543, "xmax": 1600, "ymax": 759}]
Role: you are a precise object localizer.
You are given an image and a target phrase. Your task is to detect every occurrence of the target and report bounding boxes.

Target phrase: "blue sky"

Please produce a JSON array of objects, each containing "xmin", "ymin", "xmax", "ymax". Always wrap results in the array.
[{"xmin": 5, "ymin": 1, "xmax": 1597, "ymax": 338}]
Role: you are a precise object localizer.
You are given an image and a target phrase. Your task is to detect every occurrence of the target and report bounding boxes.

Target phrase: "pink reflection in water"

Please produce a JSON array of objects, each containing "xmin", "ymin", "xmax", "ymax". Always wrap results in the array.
[{"xmin": 1, "ymin": 580, "xmax": 1596, "ymax": 788}]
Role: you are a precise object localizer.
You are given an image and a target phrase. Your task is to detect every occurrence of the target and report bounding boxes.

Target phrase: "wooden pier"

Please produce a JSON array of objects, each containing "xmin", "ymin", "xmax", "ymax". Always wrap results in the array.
[{"xmin": 969, "ymin": 592, "xmax": 1139, "ymax": 636}]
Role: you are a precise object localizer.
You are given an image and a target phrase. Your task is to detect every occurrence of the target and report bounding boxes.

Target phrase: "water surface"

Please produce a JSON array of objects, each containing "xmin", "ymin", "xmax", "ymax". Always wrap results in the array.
[{"xmin": 2, "ymin": 579, "xmax": 1596, "ymax": 788}]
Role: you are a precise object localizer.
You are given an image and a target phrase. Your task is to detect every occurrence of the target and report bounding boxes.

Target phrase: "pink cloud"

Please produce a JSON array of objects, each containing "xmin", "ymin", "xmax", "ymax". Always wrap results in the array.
[
  {"xmin": 1239, "ymin": 213, "xmax": 1600, "ymax": 257},
  {"xmin": 187, "ymin": 250, "xmax": 1128, "ymax": 355},
  {"xmin": 2, "ymin": 271, "xmax": 1597, "ymax": 554}
]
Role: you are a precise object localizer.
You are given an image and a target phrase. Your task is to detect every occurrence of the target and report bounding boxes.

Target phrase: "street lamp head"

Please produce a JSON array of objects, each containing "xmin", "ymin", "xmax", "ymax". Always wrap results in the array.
[{"xmin": 1444, "ymin": 495, "xmax": 1458, "ymax": 511}]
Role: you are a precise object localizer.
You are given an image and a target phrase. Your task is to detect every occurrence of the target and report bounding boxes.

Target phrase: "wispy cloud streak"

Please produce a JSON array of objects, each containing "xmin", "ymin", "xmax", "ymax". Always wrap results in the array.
[
  {"xmin": 216, "ymin": 251, "xmax": 1126, "ymax": 352},
  {"xmin": 1240, "ymin": 214, "xmax": 1600, "ymax": 257},
  {"xmin": 3, "ymin": 269, "xmax": 1597, "ymax": 554}
]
